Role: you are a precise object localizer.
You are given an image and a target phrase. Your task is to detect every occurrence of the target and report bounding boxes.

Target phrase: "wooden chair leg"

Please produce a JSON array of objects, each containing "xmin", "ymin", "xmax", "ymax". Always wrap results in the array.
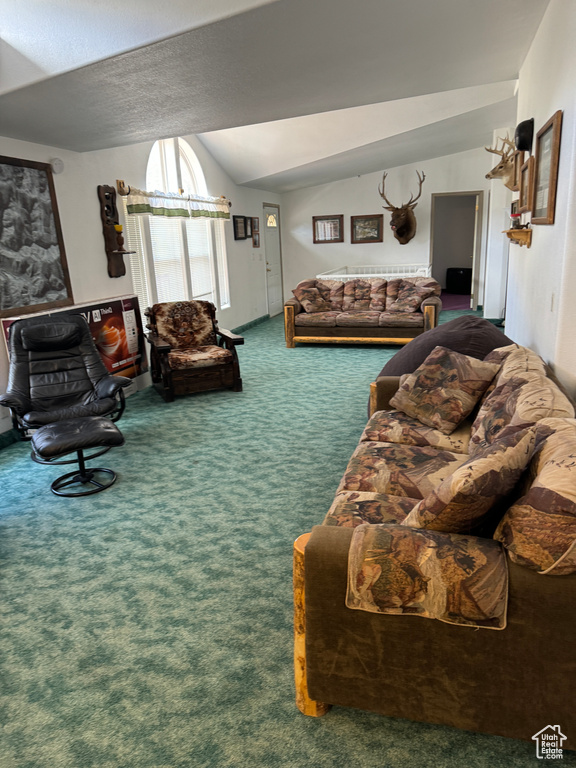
[
  {"xmin": 285, "ymin": 306, "xmax": 296, "ymax": 348},
  {"xmin": 293, "ymin": 533, "xmax": 331, "ymax": 717}
]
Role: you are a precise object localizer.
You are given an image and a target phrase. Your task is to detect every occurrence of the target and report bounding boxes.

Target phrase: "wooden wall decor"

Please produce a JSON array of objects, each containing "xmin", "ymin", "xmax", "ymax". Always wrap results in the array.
[{"xmin": 97, "ymin": 185, "xmax": 134, "ymax": 278}]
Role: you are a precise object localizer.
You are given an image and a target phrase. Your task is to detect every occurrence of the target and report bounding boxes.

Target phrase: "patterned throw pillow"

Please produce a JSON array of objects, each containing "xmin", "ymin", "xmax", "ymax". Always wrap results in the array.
[
  {"xmin": 342, "ymin": 280, "xmax": 371, "ymax": 311},
  {"xmin": 292, "ymin": 284, "xmax": 330, "ymax": 313},
  {"xmin": 368, "ymin": 279, "xmax": 388, "ymax": 311},
  {"xmin": 469, "ymin": 373, "xmax": 574, "ymax": 454},
  {"xmin": 402, "ymin": 425, "xmax": 548, "ymax": 533},
  {"xmin": 494, "ymin": 418, "xmax": 576, "ymax": 575},
  {"xmin": 389, "ymin": 346, "xmax": 501, "ymax": 435},
  {"xmin": 316, "ymin": 279, "xmax": 345, "ymax": 311},
  {"xmin": 387, "ymin": 280, "xmax": 434, "ymax": 313}
]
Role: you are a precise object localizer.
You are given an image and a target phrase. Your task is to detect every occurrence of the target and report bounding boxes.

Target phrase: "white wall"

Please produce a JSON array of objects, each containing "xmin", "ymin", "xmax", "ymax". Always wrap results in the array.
[
  {"xmin": 0, "ymin": 133, "xmax": 277, "ymax": 433},
  {"xmin": 506, "ymin": 0, "xmax": 576, "ymax": 395},
  {"xmin": 280, "ymin": 147, "xmax": 494, "ymax": 303}
]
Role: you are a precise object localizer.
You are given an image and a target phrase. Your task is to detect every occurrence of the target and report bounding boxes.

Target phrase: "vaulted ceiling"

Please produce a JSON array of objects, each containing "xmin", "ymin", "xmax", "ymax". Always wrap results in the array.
[{"xmin": 0, "ymin": 0, "xmax": 549, "ymax": 192}]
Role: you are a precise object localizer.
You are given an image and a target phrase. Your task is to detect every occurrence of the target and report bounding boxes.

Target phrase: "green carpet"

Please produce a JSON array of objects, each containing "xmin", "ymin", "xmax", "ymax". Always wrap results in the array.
[{"xmin": 0, "ymin": 311, "xmax": 568, "ymax": 768}]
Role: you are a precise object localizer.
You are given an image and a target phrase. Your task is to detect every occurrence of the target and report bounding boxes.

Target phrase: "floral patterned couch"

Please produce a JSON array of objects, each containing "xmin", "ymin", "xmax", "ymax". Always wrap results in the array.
[
  {"xmin": 296, "ymin": 343, "xmax": 576, "ymax": 748},
  {"xmin": 284, "ymin": 276, "xmax": 442, "ymax": 347}
]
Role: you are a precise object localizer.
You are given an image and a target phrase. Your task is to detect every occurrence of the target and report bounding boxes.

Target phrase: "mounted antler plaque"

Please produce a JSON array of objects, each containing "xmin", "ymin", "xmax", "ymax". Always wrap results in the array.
[
  {"xmin": 485, "ymin": 136, "xmax": 516, "ymax": 190},
  {"xmin": 378, "ymin": 170, "xmax": 426, "ymax": 245},
  {"xmin": 97, "ymin": 184, "xmax": 132, "ymax": 278}
]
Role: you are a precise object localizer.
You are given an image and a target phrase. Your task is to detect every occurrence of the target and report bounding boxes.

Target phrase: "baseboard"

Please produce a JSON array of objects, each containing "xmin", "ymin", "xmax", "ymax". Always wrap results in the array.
[
  {"xmin": 0, "ymin": 429, "xmax": 17, "ymax": 451},
  {"xmin": 232, "ymin": 315, "xmax": 270, "ymax": 334}
]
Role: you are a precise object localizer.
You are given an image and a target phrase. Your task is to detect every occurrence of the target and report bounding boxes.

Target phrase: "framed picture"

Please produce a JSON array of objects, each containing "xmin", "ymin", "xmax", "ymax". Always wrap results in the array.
[
  {"xmin": 511, "ymin": 199, "xmax": 519, "ymax": 215},
  {"xmin": 233, "ymin": 215, "xmax": 247, "ymax": 240},
  {"xmin": 312, "ymin": 215, "xmax": 344, "ymax": 244},
  {"xmin": 252, "ymin": 232, "xmax": 260, "ymax": 248},
  {"xmin": 519, "ymin": 156, "xmax": 535, "ymax": 214},
  {"xmin": 245, "ymin": 217, "xmax": 252, "ymax": 237},
  {"xmin": 0, "ymin": 154, "xmax": 73, "ymax": 318},
  {"xmin": 351, "ymin": 214, "xmax": 383, "ymax": 244},
  {"xmin": 532, "ymin": 110, "xmax": 563, "ymax": 225},
  {"xmin": 512, "ymin": 150, "xmax": 525, "ymax": 192},
  {"xmin": 252, "ymin": 217, "xmax": 259, "ymax": 233}
]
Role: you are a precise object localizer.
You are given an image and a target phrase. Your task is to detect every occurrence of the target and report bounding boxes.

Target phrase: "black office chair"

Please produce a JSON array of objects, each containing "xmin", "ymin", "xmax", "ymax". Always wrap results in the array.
[{"xmin": 0, "ymin": 314, "xmax": 131, "ymax": 495}]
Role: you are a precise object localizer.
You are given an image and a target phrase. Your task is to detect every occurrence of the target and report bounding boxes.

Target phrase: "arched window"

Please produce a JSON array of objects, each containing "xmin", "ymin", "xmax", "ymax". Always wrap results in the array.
[{"xmin": 125, "ymin": 138, "xmax": 230, "ymax": 313}]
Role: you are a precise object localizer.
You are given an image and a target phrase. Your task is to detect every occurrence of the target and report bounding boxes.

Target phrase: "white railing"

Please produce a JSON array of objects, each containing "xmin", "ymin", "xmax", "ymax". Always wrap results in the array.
[{"xmin": 316, "ymin": 264, "xmax": 432, "ymax": 281}]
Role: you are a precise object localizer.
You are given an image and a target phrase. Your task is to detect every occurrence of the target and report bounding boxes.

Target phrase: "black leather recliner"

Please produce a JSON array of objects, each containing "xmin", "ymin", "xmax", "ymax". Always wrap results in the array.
[{"xmin": 0, "ymin": 314, "xmax": 131, "ymax": 439}]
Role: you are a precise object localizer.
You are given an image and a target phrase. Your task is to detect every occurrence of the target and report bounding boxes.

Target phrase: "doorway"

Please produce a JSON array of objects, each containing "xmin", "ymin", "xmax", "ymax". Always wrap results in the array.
[
  {"xmin": 430, "ymin": 192, "xmax": 483, "ymax": 310},
  {"xmin": 263, "ymin": 203, "xmax": 284, "ymax": 317}
]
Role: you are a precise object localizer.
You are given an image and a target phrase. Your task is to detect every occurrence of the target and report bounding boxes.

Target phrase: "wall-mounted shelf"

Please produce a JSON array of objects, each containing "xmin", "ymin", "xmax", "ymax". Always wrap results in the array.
[{"xmin": 503, "ymin": 228, "xmax": 532, "ymax": 248}]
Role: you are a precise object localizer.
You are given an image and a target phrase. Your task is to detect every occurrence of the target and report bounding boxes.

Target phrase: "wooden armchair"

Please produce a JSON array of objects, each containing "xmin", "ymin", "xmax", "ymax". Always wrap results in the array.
[{"xmin": 145, "ymin": 300, "xmax": 243, "ymax": 402}]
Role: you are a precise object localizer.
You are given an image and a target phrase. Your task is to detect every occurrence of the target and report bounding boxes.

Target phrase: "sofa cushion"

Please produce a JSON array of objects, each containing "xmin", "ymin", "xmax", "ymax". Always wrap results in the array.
[
  {"xmin": 376, "ymin": 315, "xmax": 512, "ymax": 378},
  {"xmin": 168, "ymin": 346, "xmax": 233, "ymax": 369},
  {"xmin": 336, "ymin": 311, "xmax": 380, "ymax": 327},
  {"xmin": 323, "ymin": 490, "xmax": 417, "ymax": 527},
  {"xmin": 385, "ymin": 278, "xmax": 403, "ymax": 309},
  {"xmin": 338, "ymin": 441, "xmax": 467, "ymax": 498},
  {"xmin": 387, "ymin": 282, "xmax": 435, "ymax": 313},
  {"xmin": 316, "ymin": 279, "xmax": 345, "ymax": 311},
  {"xmin": 346, "ymin": 524, "xmax": 508, "ymax": 629},
  {"xmin": 378, "ymin": 312, "xmax": 424, "ymax": 328},
  {"xmin": 342, "ymin": 279, "xmax": 372, "ymax": 311},
  {"xmin": 402, "ymin": 425, "xmax": 547, "ymax": 533},
  {"xmin": 485, "ymin": 344, "xmax": 547, "ymax": 383},
  {"xmin": 294, "ymin": 311, "xmax": 339, "ymax": 327},
  {"xmin": 368, "ymin": 279, "xmax": 388, "ymax": 311},
  {"xmin": 361, "ymin": 409, "xmax": 471, "ymax": 454},
  {"xmin": 389, "ymin": 346, "xmax": 500, "ymax": 435},
  {"xmin": 470, "ymin": 373, "xmax": 574, "ymax": 455},
  {"xmin": 292, "ymin": 283, "xmax": 330, "ymax": 313},
  {"xmin": 494, "ymin": 418, "xmax": 576, "ymax": 575}
]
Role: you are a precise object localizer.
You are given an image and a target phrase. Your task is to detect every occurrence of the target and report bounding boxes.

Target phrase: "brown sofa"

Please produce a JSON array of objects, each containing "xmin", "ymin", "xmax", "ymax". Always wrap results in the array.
[
  {"xmin": 284, "ymin": 276, "xmax": 442, "ymax": 348},
  {"xmin": 294, "ymin": 343, "xmax": 576, "ymax": 748}
]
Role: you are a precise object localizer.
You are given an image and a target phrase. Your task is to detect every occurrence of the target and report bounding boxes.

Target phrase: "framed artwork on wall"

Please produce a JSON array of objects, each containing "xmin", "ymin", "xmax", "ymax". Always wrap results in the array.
[
  {"xmin": 532, "ymin": 110, "xmax": 563, "ymax": 225},
  {"xmin": 512, "ymin": 150, "xmax": 525, "ymax": 192},
  {"xmin": 245, "ymin": 217, "xmax": 252, "ymax": 237},
  {"xmin": 0, "ymin": 154, "xmax": 74, "ymax": 318},
  {"xmin": 519, "ymin": 156, "xmax": 535, "ymax": 214},
  {"xmin": 252, "ymin": 232, "xmax": 260, "ymax": 248},
  {"xmin": 312, "ymin": 215, "xmax": 344, "ymax": 244},
  {"xmin": 351, "ymin": 214, "xmax": 383, "ymax": 244},
  {"xmin": 252, "ymin": 217, "xmax": 259, "ymax": 233},
  {"xmin": 233, "ymin": 215, "xmax": 247, "ymax": 240}
]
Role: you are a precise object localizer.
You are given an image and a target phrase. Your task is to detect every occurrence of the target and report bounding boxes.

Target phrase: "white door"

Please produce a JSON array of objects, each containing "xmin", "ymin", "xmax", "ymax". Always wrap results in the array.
[{"xmin": 263, "ymin": 204, "xmax": 283, "ymax": 317}]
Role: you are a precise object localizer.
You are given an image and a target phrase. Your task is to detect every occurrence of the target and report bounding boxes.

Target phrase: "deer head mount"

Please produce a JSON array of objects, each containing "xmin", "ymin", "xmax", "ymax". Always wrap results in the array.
[
  {"xmin": 485, "ymin": 136, "xmax": 516, "ymax": 190},
  {"xmin": 378, "ymin": 170, "xmax": 426, "ymax": 245}
]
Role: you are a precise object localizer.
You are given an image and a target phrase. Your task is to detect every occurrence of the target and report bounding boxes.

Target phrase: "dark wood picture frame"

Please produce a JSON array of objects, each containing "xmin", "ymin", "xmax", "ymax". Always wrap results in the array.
[
  {"xmin": 512, "ymin": 150, "xmax": 525, "ymax": 192},
  {"xmin": 532, "ymin": 110, "xmax": 563, "ymax": 225},
  {"xmin": 0, "ymin": 154, "xmax": 73, "ymax": 318},
  {"xmin": 519, "ymin": 156, "xmax": 535, "ymax": 214},
  {"xmin": 252, "ymin": 217, "xmax": 259, "ymax": 233},
  {"xmin": 351, "ymin": 214, "xmax": 383, "ymax": 244},
  {"xmin": 312, "ymin": 215, "xmax": 344, "ymax": 244},
  {"xmin": 233, "ymin": 215, "xmax": 247, "ymax": 240},
  {"xmin": 511, "ymin": 199, "xmax": 519, "ymax": 216},
  {"xmin": 245, "ymin": 217, "xmax": 253, "ymax": 237},
  {"xmin": 252, "ymin": 232, "xmax": 260, "ymax": 248}
]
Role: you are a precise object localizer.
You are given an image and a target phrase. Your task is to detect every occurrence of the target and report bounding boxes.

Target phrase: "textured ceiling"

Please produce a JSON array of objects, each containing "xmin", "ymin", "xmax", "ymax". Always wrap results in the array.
[{"xmin": 0, "ymin": 0, "xmax": 550, "ymax": 191}]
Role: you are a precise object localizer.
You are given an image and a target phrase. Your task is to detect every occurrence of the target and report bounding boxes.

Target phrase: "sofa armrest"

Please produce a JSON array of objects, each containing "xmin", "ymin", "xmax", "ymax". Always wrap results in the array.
[
  {"xmin": 421, "ymin": 295, "xmax": 442, "ymax": 330},
  {"xmin": 147, "ymin": 332, "xmax": 171, "ymax": 353},
  {"xmin": 369, "ymin": 376, "xmax": 401, "ymax": 416},
  {"xmin": 285, "ymin": 297, "xmax": 302, "ymax": 313}
]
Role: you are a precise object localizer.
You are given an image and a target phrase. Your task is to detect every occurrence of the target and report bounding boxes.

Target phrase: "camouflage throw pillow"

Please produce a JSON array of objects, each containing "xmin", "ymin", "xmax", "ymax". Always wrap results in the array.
[
  {"xmin": 389, "ymin": 345, "xmax": 501, "ymax": 435},
  {"xmin": 292, "ymin": 285, "xmax": 330, "ymax": 313},
  {"xmin": 402, "ymin": 425, "xmax": 549, "ymax": 533},
  {"xmin": 387, "ymin": 281, "xmax": 434, "ymax": 313},
  {"xmin": 494, "ymin": 418, "xmax": 576, "ymax": 574}
]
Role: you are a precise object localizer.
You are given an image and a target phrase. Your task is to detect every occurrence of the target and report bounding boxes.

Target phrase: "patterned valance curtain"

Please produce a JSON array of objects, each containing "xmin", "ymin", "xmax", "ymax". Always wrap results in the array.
[{"xmin": 125, "ymin": 187, "xmax": 230, "ymax": 220}]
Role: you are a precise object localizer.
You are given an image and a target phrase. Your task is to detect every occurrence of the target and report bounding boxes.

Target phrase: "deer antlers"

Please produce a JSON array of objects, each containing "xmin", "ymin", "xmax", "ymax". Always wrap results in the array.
[
  {"xmin": 485, "ymin": 135, "xmax": 515, "ymax": 160},
  {"xmin": 378, "ymin": 170, "xmax": 426, "ymax": 210}
]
